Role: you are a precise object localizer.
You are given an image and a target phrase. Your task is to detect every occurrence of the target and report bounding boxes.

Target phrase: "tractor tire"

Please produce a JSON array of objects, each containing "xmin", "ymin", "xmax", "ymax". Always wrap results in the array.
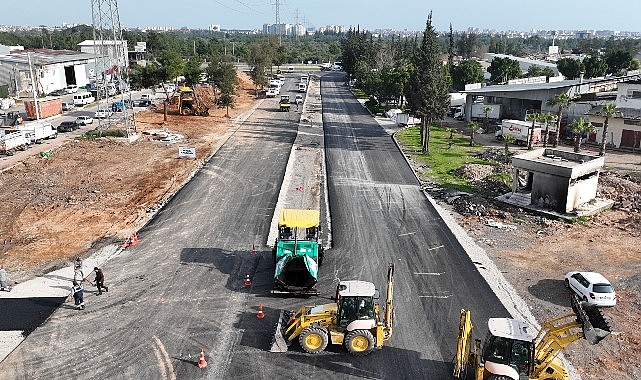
[
  {"xmin": 299, "ymin": 326, "xmax": 328, "ymax": 354},
  {"xmin": 272, "ymin": 247, "xmax": 277, "ymax": 266},
  {"xmin": 345, "ymin": 329, "xmax": 375, "ymax": 356},
  {"xmin": 318, "ymin": 247, "xmax": 324, "ymax": 267},
  {"xmin": 564, "ymin": 278, "xmax": 569, "ymax": 288},
  {"xmin": 487, "ymin": 375, "xmax": 513, "ymax": 380}
]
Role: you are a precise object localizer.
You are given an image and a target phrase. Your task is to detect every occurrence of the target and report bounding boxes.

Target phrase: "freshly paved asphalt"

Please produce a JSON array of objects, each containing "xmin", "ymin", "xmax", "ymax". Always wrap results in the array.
[{"xmin": 0, "ymin": 73, "xmax": 509, "ymax": 379}]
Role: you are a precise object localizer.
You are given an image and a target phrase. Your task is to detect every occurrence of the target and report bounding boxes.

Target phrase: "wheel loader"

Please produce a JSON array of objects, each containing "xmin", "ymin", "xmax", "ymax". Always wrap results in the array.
[
  {"xmin": 453, "ymin": 294, "xmax": 611, "ymax": 380},
  {"xmin": 270, "ymin": 263, "xmax": 394, "ymax": 356}
]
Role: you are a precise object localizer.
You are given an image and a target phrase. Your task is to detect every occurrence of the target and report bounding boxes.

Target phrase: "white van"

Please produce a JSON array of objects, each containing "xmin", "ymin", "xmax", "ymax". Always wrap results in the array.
[{"xmin": 73, "ymin": 92, "xmax": 95, "ymax": 106}]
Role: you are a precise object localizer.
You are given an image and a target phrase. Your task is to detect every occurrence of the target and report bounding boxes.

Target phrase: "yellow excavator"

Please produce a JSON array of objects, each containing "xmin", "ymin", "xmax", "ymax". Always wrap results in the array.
[
  {"xmin": 453, "ymin": 294, "xmax": 611, "ymax": 380},
  {"xmin": 178, "ymin": 86, "xmax": 209, "ymax": 116},
  {"xmin": 271, "ymin": 263, "xmax": 394, "ymax": 355}
]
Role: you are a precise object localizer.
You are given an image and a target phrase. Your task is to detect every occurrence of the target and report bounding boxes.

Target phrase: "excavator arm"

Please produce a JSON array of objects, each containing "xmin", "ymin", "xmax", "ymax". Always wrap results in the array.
[{"xmin": 531, "ymin": 294, "xmax": 611, "ymax": 379}]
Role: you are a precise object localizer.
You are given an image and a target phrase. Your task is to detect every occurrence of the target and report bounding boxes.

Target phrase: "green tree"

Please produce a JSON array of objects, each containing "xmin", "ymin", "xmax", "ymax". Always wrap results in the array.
[
  {"xmin": 583, "ymin": 56, "xmax": 608, "ymax": 78},
  {"xmin": 598, "ymin": 103, "xmax": 618, "ymax": 156},
  {"xmin": 525, "ymin": 112, "xmax": 543, "ymax": 150},
  {"xmin": 487, "ymin": 57, "xmax": 521, "ymax": 83},
  {"xmin": 157, "ymin": 50, "xmax": 185, "ymax": 84},
  {"xmin": 451, "ymin": 60, "xmax": 484, "ymax": 91},
  {"xmin": 556, "ymin": 58, "xmax": 584, "ymax": 79},
  {"xmin": 605, "ymin": 49, "xmax": 633, "ymax": 75},
  {"xmin": 469, "ymin": 121, "xmax": 479, "ymax": 146},
  {"xmin": 568, "ymin": 117, "xmax": 594, "ymax": 153},
  {"xmin": 216, "ymin": 92, "xmax": 235, "ymax": 117},
  {"xmin": 503, "ymin": 133, "xmax": 516, "ymax": 155},
  {"xmin": 206, "ymin": 59, "xmax": 238, "ymax": 95},
  {"xmin": 183, "ymin": 57, "xmax": 203, "ymax": 86},
  {"xmin": 481, "ymin": 105, "xmax": 492, "ymax": 129},
  {"xmin": 526, "ymin": 65, "xmax": 555, "ymax": 78},
  {"xmin": 405, "ymin": 12, "xmax": 450, "ymax": 154},
  {"xmin": 548, "ymin": 93, "xmax": 572, "ymax": 147}
]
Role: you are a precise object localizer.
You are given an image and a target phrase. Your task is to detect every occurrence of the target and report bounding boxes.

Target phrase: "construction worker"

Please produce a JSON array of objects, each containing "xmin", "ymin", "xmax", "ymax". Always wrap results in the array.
[
  {"xmin": 0, "ymin": 265, "xmax": 11, "ymax": 291},
  {"xmin": 93, "ymin": 267, "xmax": 109, "ymax": 295},
  {"xmin": 71, "ymin": 281, "xmax": 85, "ymax": 310}
]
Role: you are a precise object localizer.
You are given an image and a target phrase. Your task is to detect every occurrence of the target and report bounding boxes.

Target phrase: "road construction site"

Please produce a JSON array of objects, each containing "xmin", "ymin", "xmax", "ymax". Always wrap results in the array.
[{"xmin": 0, "ymin": 71, "xmax": 638, "ymax": 379}]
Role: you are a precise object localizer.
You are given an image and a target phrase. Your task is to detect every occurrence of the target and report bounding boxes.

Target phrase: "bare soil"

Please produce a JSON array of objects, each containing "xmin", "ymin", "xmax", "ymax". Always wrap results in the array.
[{"xmin": 0, "ymin": 72, "xmax": 256, "ymax": 281}]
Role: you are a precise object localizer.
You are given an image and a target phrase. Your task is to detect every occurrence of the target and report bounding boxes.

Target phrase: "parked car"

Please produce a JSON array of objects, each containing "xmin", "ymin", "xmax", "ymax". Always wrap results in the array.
[
  {"xmin": 295, "ymin": 95, "xmax": 303, "ymax": 104},
  {"xmin": 266, "ymin": 88, "xmax": 278, "ymax": 98},
  {"xmin": 75, "ymin": 115, "xmax": 94, "ymax": 126},
  {"xmin": 57, "ymin": 121, "xmax": 78, "ymax": 132},
  {"xmin": 565, "ymin": 271, "xmax": 616, "ymax": 307},
  {"xmin": 95, "ymin": 109, "xmax": 113, "ymax": 119},
  {"xmin": 61, "ymin": 102, "xmax": 75, "ymax": 111},
  {"xmin": 65, "ymin": 84, "xmax": 79, "ymax": 94}
]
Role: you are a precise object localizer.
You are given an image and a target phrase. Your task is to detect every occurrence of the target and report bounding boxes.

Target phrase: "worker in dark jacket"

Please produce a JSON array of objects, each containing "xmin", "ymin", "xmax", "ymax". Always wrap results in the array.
[
  {"xmin": 93, "ymin": 267, "xmax": 109, "ymax": 295},
  {"xmin": 71, "ymin": 281, "xmax": 85, "ymax": 310}
]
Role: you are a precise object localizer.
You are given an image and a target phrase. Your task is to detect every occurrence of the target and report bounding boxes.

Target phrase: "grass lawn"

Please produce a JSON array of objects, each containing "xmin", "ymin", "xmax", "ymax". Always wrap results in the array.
[
  {"xmin": 350, "ymin": 88, "xmax": 368, "ymax": 99},
  {"xmin": 396, "ymin": 125, "xmax": 489, "ymax": 190}
]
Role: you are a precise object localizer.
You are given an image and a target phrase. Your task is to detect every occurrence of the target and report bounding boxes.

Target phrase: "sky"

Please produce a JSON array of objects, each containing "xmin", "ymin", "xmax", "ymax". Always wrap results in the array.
[{"xmin": 4, "ymin": 0, "xmax": 641, "ymax": 33}]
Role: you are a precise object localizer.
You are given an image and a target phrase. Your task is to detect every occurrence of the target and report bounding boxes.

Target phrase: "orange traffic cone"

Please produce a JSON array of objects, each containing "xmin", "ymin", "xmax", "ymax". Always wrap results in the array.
[
  {"xmin": 197, "ymin": 348, "xmax": 207, "ymax": 369},
  {"xmin": 130, "ymin": 232, "xmax": 139, "ymax": 246},
  {"xmin": 257, "ymin": 304, "xmax": 265, "ymax": 319},
  {"xmin": 244, "ymin": 273, "xmax": 251, "ymax": 287}
]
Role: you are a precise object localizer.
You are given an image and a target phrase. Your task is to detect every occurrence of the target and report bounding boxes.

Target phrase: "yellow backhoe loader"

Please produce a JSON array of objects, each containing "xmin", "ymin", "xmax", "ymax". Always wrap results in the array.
[
  {"xmin": 453, "ymin": 294, "xmax": 611, "ymax": 380},
  {"xmin": 271, "ymin": 263, "xmax": 394, "ymax": 355},
  {"xmin": 178, "ymin": 86, "xmax": 209, "ymax": 116}
]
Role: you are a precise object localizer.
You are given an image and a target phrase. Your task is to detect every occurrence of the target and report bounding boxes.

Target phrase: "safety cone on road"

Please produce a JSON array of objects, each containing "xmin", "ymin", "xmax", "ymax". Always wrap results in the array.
[
  {"xmin": 244, "ymin": 273, "xmax": 252, "ymax": 287},
  {"xmin": 130, "ymin": 232, "xmax": 139, "ymax": 246},
  {"xmin": 257, "ymin": 304, "xmax": 265, "ymax": 319},
  {"xmin": 197, "ymin": 348, "xmax": 207, "ymax": 369}
]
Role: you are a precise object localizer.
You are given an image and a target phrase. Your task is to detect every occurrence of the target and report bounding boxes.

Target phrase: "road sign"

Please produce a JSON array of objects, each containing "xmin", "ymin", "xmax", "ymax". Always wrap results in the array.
[{"xmin": 178, "ymin": 146, "xmax": 196, "ymax": 158}]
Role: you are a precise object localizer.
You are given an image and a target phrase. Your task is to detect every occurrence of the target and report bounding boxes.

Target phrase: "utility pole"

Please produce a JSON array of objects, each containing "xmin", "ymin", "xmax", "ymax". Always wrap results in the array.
[
  {"xmin": 28, "ymin": 53, "xmax": 40, "ymax": 120},
  {"xmin": 275, "ymin": 0, "xmax": 281, "ymax": 45},
  {"xmin": 295, "ymin": 8, "xmax": 299, "ymax": 41}
]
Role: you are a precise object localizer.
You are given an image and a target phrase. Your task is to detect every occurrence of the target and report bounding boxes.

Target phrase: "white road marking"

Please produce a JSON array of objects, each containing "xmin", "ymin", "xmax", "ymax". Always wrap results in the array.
[
  {"xmin": 414, "ymin": 272, "xmax": 443, "ymax": 275},
  {"xmin": 428, "ymin": 245, "xmax": 445, "ymax": 251},
  {"xmin": 398, "ymin": 232, "xmax": 415, "ymax": 237},
  {"xmin": 418, "ymin": 295, "xmax": 450, "ymax": 299}
]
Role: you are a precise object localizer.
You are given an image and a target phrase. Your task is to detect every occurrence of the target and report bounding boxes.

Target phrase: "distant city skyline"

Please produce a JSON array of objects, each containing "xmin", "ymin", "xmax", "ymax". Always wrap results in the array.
[{"xmin": 3, "ymin": 0, "xmax": 641, "ymax": 34}]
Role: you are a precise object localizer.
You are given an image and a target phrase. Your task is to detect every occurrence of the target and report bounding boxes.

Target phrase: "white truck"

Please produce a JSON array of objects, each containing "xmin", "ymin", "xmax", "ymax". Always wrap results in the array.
[
  {"xmin": 19, "ymin": 122, "xmax": 58, "ymax": 143},
  {"xmin": 495, "ymin": 119, "xmax": 543, "ymax": 146},
  {"xmin": 0, "ymin": 130, "xmax": 30, "ymax": 154},
  {"xmin": 454, "ymin": 103, "xmax": 501, "ymax": 121}
]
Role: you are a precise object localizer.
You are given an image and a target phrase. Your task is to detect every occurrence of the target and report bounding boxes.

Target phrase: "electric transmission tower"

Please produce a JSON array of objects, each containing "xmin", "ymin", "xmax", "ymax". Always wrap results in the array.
[{"xmin": 91, "ymin": 0, "xmax": 133, "ymax": 132}]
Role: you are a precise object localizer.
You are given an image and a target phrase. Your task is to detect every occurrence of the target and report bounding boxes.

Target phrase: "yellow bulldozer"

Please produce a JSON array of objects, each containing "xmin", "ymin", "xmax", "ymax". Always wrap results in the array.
[
  {"xmin": 178, "ymin": 86, "xmax": 209, "ymax": 116},
  {"xmin": 271, "ymin": 263, "xmax": 395, "ymax": 355},
  {"xmin": 453, "ymin": 294, "xmax": 611, "ymax": 380}
]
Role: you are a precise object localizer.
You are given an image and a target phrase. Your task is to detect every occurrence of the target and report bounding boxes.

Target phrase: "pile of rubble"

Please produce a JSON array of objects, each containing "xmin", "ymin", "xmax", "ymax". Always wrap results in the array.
[
  {"xmin": 193, "ymin": 85, "xmax": 217, "ymax": 109},
  {"xmin": 598, "ymin": 171, "xmax": 641, "ymax": 212}
]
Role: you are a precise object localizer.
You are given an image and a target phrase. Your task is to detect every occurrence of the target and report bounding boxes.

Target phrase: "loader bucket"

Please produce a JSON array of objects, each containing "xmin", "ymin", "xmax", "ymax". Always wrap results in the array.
[
  {"xmin": 571, "ymin": 294, "xmax": 611, "ymax": 345},
  {"xmin": 270, "ymin": 310, "xmax": 290, "ymax": 353}
]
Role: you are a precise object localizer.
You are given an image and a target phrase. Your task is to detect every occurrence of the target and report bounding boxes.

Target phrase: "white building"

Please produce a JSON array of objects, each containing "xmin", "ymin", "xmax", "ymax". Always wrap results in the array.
[
  {"xmin": 586, "ymin": 80, "xmax": 641, "ymax": 149},
  {"xmin": 0, "ymin": 45, "xmax": 97, "ymax": 97},
  {"xmin": 78, "ymin": 40, "xmax": 128, "ymax": 82}
]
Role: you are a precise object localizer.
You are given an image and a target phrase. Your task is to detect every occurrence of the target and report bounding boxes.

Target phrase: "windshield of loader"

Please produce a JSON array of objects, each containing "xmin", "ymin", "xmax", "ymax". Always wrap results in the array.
[
  {"xmin": 338, "ymin": 296, "xmax": 374, "ymax": 327},
  {"xmin": 484, "ymin": 335, "xmax": 531, "ymax": 376}
]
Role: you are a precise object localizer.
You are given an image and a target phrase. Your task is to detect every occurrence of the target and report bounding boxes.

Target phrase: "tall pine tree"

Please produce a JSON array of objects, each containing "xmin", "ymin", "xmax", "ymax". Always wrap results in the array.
[{"xmin": 406, "ymin": 11, "xmax": 449, "ymax": 153}]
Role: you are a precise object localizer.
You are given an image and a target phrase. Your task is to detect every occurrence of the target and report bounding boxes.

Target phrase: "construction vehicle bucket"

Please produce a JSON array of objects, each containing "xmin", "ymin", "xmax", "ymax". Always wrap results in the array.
[
  {"xmin": 571, "ymin": 294, "xmax": 611, "ymax": 345},
  {"xmin": 270, "ymin": 310, "xmax": 290, "ymax": 353}
]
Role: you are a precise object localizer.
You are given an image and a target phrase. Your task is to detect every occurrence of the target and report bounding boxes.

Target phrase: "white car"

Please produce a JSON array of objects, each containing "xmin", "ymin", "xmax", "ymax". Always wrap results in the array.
[
  {"xmin": 95, "ymin": 109, "xmax": 113, "ymax": 119},
  {"xmin": 565, "ymin": 271, "xmax": 616, "ymax": 307},
  {"xmin": 295, "ymin": 95, "xmax": 303, "ymax": 104},
  {"xmin": 76, "ymin": 115, "xmax": 94, "ymax": 125},
  {"xmin": 65, "ymin": 84, "xmax": 79, "ymax": 94},
  {"xmin": 266, "ymin": 88, "xmax": 278, "ymax": 98}
]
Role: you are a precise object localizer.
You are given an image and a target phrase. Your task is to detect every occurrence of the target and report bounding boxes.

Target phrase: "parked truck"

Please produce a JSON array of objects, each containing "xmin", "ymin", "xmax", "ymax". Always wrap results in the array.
[
  {"xmin": 0, "ymin": 130, "xmax": 29, "ymax": 154},
  {"xmin": 18, "ymin": 122, "xmax": 57, "ymax": 143},
  {"xmin": 495, "ymin": 119, "xmax": 543, "ymax": 146},
  {"xmin": 24, "ymin": 98, "xmax": 63, "ymax": 120},
  {"xmin": 454, "ymin": 103, "xmax": 501, "ymax": 121}
]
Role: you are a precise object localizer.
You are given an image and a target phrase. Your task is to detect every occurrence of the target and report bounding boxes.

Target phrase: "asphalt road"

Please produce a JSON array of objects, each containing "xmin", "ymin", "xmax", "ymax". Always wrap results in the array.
[{"xmin": 0, "ymin": 73, "xmax": 510, "ymax": 379}]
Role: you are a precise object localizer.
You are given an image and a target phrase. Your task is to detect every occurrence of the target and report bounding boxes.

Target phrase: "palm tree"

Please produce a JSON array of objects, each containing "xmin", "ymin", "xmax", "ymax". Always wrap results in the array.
[
  {"xmin": 568, "ymin": 117, "xmax": 595, "ymax": 153},
  {"xmin": 598, "ymin": 103, "xmax": 618, "ymax": 156},
  {"xmin": 547, "ymin": 93, "xmax": 572, "ymax": 148},
  {"xmin": 525, "ymin": 112, "xmax": 543, "ymax": 150},
  {"xmin": 482, "ymin": 105, "xmax": 493, "ymax": 130},
  {"xmin": 541, "ymin": 112, "xmax": 557, "ymax": 148},
  {"xmin": 503, "ymin": 133, "xmax": 516, "ymax": 155},
  {"xmin": 469, "ymin": 121, "xmax": 479, "ymax": 146}
]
